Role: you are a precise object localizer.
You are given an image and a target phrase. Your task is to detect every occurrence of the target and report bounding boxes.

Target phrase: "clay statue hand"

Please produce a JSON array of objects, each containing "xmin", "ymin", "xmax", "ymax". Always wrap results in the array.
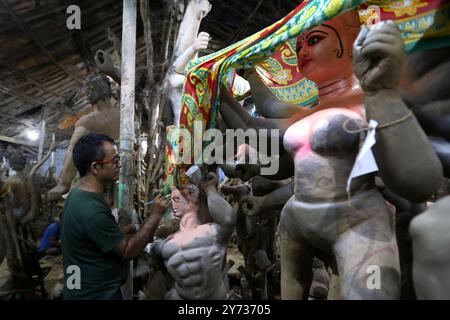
[
  {"xmin": 193, "ymin": 32, "xmax": 210, "ymax": 52},
  {"xmin": 235, "ymin": 164, "xmax": 261, "ymax": 182},
  {"xmin": 353, "ymin": 21, "xmax": 406, "ymax": 96},
  {"xmin": 232, "ymin": 143, "xmax": 263, "ymax": 181},
  {"xmin": 200, "ymin": 172, "xmax": 218, "ymax": 191},
  {"xmin": 239, "ymin": 195, "xmax": 264, "ymax": 217},
  {"xmin": 153, "ymin": 194, "xmax": 169, "ymax": 215}
]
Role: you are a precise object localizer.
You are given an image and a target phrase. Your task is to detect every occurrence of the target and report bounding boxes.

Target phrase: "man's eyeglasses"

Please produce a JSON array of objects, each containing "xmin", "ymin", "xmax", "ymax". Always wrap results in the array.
[{"xmin": 95, "ymin": 155, "xmax": 120, "ymax": 166}]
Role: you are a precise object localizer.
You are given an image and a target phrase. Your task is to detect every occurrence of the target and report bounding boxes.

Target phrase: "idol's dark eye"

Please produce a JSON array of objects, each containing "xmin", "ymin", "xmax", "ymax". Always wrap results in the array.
[{"xmin": 308, "ymin": 36, "xmax": 323, "ymax": 46}]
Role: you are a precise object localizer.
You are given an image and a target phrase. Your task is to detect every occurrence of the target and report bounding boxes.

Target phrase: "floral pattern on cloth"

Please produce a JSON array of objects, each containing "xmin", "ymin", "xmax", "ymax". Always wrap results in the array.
[{"xmin": 162, "ymin": 0, "xmax": 450, "ymax": 189}]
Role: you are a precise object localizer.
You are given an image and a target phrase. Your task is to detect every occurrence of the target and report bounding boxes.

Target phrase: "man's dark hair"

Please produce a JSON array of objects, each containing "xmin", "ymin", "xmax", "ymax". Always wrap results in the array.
[{"xmin": 73, "ymin": 133, "xmax": 115, "ymax": 177}]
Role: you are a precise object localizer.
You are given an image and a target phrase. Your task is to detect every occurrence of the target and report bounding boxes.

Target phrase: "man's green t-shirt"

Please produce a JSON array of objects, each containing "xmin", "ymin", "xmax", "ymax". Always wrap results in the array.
[{"xmin": 61, "ymin": 188, "xmax": 127, "ymax": 300}]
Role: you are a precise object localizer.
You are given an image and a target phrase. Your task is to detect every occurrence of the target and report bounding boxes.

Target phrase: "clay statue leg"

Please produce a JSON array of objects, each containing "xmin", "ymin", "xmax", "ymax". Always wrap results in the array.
[
  {"xmin": 48, "ymin": 125, "xmax": 90, "ymax": 200},
  {"xmin": 0, "ymin": 215, "xmax": 28, "ymax": 291},
  {"xmin": 410, "ymin": 196, "xmax": 450, "ymax": 299},
  {"xmin": 279, "ymin": 229, "xmax": 314, "ymax": 299},
  {"xmin": 333, "ymin": 213, "xmax": 401, "ymax": 300},
  {"xmin": 0, "ymin": 214, "xmax": 6, "ymax": 265}
]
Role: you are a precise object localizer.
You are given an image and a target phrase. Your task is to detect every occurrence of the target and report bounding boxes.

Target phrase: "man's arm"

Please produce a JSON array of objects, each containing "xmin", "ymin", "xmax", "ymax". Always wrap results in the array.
[{"xmin": 113, "ymin": 195, "xmax": 168, "ymax": 260}]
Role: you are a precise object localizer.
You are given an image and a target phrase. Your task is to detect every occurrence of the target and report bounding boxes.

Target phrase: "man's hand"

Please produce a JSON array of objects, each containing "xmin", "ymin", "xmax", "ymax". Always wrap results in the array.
[
  {"xmin": 353, "ymin": 21, "xmax": 405, "ymax": 96},
  {"xmin": 193, "ymin": 32, "xmax": 210, "ymax": 52},
  {"xmin": 200, "ymin": 172, "xmax": 218, "ymax": 191},
  {"xmin": 153, "ymin": 194, "xmax": 169, "ymax": 215}
]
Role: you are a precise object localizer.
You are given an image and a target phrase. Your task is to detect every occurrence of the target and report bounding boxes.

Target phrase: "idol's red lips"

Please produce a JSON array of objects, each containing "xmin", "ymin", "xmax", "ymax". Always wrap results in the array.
[{"xmin": 300, "ymin": 58, "xmax": 312, "ymax": 68}]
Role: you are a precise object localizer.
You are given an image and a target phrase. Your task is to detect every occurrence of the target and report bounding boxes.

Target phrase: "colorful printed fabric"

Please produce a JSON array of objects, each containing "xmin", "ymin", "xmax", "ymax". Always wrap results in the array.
[
  {"xmin": 361, "ymin": 0, "xmax": 450, "ymax": 52},
  {"xmin": 163, "ymin": 0, "xmax": 450, "ymax": 189},
  {"xmin": 255, "ymin": 38, "xmax": 319, "ymax": 107}
]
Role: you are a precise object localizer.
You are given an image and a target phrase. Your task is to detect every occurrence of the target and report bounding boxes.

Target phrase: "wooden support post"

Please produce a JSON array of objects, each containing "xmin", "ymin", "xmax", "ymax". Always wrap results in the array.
[
  {"xmin": 38, "ymin": 107, "xmax": 48, "ymax": 161},
  {"xmin": 118, "ymin": 0, "xmax": 137, "ymax": 301},
  {"xmin": 51, "ymin": 133, "xmax": 56, "ymax": 167}
]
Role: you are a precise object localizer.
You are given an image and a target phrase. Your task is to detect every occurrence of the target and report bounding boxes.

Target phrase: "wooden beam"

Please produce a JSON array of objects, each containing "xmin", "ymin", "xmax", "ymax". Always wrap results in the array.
[
  {"xmin": 0, "ymin": 134, "xmax": 38, "ymax": 147},
  {"xmin": 0, "ymin": 83, "xmax": 45, "ymax": 108},
  {"xmin": 1, "ymin": 0, "xmax": 84, "ymax": 86},
  {"xmin": 227, "ymin": 0, "xmax": 265, "ymax": 45},
  {"xmin": 0, "ymin": 83, "xmax": 77, "ymax": 116},
  {"xmin": 0, "ymin": 58, "xmax": 65, "ymax": 98}
]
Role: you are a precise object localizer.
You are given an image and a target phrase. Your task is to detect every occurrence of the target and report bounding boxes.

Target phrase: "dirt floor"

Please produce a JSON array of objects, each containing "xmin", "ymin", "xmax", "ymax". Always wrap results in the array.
[
  {"xmin": 0, "ymin": 240, "xmax": 245, "ymax": 300},
  {"xmin": 227, "ymin": 243, "xmax": 245, "ymax": 277},
  {"xmin": 0, "ymin": 255, "xmax": 63, "ymax": 300}
]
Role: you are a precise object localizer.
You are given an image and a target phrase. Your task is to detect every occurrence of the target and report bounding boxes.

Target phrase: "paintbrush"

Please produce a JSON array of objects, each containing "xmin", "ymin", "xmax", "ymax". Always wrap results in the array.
[{"xmin": 142, "ymin": 194, "xmax": 171, "ymax": 207}]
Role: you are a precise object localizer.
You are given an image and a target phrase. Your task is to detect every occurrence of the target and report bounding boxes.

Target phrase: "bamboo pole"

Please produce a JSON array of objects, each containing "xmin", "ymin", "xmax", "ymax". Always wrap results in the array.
[
  {"xmin": 118, "ymin": 0, "xmax": 137, "ymax": 301},
  {"xmin": 37, "ymin": 106, "xmax": 48, "ymax": 161}
]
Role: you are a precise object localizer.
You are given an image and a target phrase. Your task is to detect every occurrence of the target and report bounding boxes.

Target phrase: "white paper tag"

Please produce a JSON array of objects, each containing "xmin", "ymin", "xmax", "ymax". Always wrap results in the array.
[{"xmin": 346, "ymin": 119, "xmax": 379, "ymax": 193}]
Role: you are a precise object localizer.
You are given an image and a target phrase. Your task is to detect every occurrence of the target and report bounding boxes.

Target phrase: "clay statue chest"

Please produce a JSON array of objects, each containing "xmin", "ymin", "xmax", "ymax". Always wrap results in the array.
[
  {"xmin": 161, "ymin": 223, "xmax": 227, "ymax": 299},
  {"xmin": 283, "ymin": 107, "xmax": 372, "ymax": 201}
]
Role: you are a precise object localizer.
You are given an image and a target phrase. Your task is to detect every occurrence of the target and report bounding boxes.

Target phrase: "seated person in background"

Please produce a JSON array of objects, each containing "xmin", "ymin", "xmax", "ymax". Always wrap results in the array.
[{"xmin": 38, "ymin": 217, "xmax": 61, "ymax": 257}]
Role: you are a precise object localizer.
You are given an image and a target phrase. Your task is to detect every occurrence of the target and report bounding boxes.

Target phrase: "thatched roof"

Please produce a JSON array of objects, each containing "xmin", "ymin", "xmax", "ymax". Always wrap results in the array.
[{"xmin": 0, "ymin": 0, "xmax": 299, "ymax": 158}]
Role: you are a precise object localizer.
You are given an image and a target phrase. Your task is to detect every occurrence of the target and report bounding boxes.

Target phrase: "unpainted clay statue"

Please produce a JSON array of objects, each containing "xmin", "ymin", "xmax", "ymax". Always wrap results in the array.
[
  {"xmin": 152, "ymin": 172, "xmax": 236, "ymax": 299},
  {"xmin": 410, "ymin": 196, "xmax": 450, "ymax": 299},
  {"xmin": 219, "ymin": 12, "xmax": 442, "ymax": 299},
  {"xmin": 167, "ymin": 0, "xmax": 211, "ymax": 126},
  {"xmin": 401, "ymin": 46, "xmax": 450, "ymax": 178},
  {"xmin": 0, "ymin": 145, "xmax": 54, "ymax": 291},
  {"xmin": 0, "ymin": 179, "xmax": 10, "ymax": 265},
  {"xmin": 48, "ymin": 74, "xmax": 120, "ymax": 200}
]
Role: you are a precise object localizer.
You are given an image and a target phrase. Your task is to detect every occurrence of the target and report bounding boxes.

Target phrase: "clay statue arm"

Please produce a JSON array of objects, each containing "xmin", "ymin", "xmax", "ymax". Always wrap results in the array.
[
  {"xmin": 246, "ymin": 69, "xmax": 310, "ymax": 118},
  {"xmin": 410, "ymin": 196, "xmax": 450, "ymax": 299},
  {"xmin": 1, "ymin": 187, "xmax": 23, "ymax": 267},
  {"xmin": 95, "ymin": 50, "xmax": 121, "ymax": 84},
  {"xmin": 260, "ymin": 180, "xmax": 294, "ymax": 210},
  {"xmin": 353, "ymin": 22, "xmax": 443, "ymax": 202},
  {"xmin": 201, "ymin": 173, "xmax": 236, "ymax": 243},
  {"xmin": 0, "ymin": 186, "xmax": 13, "ymax": 265},
  {"xmin": 219, "ymin": 85, "xmax": 290, "ymax": 134},
  {"xmin": 21, "ymin": 141, "xmax": 57, "ymax": 224},
  {"xmin": 113, "ymin": 195, "xmax": 167, "ymax": 260},
  {"xmin": 173, "ymin": 32, "xmax": 210, "ymax": 75}
]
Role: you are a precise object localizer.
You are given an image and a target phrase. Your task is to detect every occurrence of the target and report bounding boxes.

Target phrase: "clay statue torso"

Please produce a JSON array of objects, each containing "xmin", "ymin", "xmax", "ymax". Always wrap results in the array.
[
  {"xmin": 5, "ymin": 175, "xmax": 30, "ymax": 220},
  {"xmin": 160, "ymin": 223, "xmax": 227, "ymax": 300},
  {"xmin": 281, "ymin": 107, "xmax": 390, "ymax": 250},
  {"xmin": 78, "ymin": 107, "xmax": 120, "ymax": 140}
]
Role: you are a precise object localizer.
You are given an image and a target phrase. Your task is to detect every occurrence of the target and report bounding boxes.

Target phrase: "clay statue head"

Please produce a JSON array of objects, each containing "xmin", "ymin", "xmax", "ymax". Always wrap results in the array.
[
  {"xmin": 193, "ymin": 0, "xmax": 212, "ymax": 20},
  {"xmin": 171, "ymin": 184, "xmax": 212, "ymax": 223},
  {"xmin": 171, "ymin": 184, "xmax": 200, "ymax": 218},
  {"xmin": 48, "ymin": 165, "xmax": 56, "ymax": 175},
  {"xmin": 8, "ymin": 150, "xmax": 26, "ymax": 172},
  {"xmin": 86, "ymin": 73, "xmax": 112, "ymax": 105},
  {"xmin": 296, "ymin": 10, "xmax": 360, "ymax": 85}
]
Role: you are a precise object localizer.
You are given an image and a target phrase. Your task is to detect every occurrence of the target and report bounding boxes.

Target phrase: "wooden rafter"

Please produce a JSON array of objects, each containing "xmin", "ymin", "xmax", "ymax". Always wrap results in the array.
[
  {"xmin": 0, "ymin": 83, "xmax": 76, "ymax": 116},
  {"xmin": 0, "ymin": 58, "xmax": 65, "ymax": 99},
  {"xmin": 0, "ymin": 0, "xmax": 84, "ymax": 86},
  {"xmin": 0, "ymin": 134, "xmax": 38, "ymax": 147},
  {"xmin": 227, "ymin": 0, "xmax": 266, "ymax": 44}
]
